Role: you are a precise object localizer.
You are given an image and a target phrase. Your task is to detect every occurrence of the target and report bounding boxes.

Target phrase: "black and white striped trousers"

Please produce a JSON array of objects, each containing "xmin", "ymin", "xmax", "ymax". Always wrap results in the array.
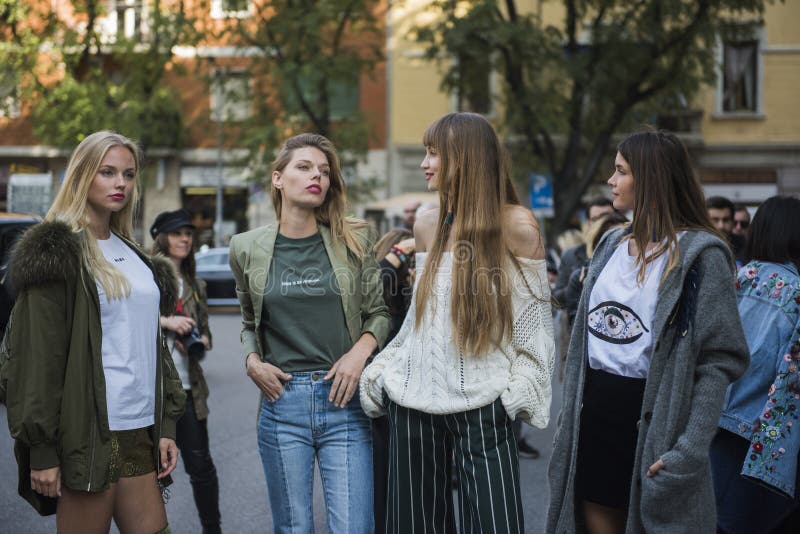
[{"xmin": 384, "ymin": 397, "xmax": 524, "ymax": 534}]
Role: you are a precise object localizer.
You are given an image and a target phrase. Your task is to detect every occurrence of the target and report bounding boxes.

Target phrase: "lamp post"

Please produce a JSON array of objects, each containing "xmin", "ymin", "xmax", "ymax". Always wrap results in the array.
[{"xmin": 214, "ymin": 68, "xmax": 225, "ymax": 248}]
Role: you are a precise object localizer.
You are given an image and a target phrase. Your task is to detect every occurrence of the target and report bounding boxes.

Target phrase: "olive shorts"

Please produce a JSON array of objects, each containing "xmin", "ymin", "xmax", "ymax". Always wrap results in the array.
[{"xmin": 108, "ymin": 427, "xmax": 156, "ymax": 482}]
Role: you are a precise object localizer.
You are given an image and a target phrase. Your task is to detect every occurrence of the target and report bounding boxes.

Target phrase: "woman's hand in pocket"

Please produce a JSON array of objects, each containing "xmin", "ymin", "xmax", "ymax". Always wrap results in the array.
[{"xmin": 246, "ymin": 353, "xmax": 292, "ymax": 401}]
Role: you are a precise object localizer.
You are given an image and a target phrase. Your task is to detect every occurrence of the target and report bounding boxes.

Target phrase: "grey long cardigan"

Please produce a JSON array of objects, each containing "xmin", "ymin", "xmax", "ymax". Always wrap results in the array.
[{"xmin": 547, "ymin": 229, "xmax": 749, "ymax": 534}]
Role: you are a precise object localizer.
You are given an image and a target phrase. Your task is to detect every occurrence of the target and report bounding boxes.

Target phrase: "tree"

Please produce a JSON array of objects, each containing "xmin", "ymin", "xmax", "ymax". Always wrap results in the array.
[
  {"xmin": 414, "ymin": 0, "xmax": 771, "ymax": 238},
  {"xmin": 0, "ymin": 0, "xmax": 202, "ymax": 150},
  {"xmin": 219, "ymin": 0, "xmax": 384, "ymax": 201}
]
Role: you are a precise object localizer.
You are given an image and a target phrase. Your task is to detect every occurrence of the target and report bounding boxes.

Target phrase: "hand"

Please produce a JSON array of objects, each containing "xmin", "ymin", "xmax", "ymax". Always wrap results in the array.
[
  {"xmin": 157, "ymin": 438, "xmax": 179, "ymax": 479},
  {"xmin": 646, "ymin": 458, "xmax": 666, "ymax": 477},
  {"xmin": 325, "ymin": 342, "xmax": 372, "ymax": 408},
  {"xmin": 161, "ymin": 315, "xmax": 196, "ymax": 336},
  {"xmin": 30, "ymin": 466, "xmax": 61, "ymax": 497},
  {"xmin": 200, "ymin": 334, "xmax": 211, "ymax": 350},
  {"xmin": 396, "ymin": 238, "xmax": 415, "ymax": 253},
  {"xmin": 246, "ymin": 353, "xmax": 292, "ymax": 401}
]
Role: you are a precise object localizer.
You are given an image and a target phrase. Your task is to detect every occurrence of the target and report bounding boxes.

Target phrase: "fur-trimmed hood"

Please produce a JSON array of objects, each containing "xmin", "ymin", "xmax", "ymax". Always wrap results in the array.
[{"xmin": 9, "ymin": 220, "xmax": 179, "ymax": 315}]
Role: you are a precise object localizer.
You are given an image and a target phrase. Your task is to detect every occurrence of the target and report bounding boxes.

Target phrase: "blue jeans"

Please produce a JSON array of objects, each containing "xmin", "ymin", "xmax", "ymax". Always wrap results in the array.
[
  {"xmin": 711, "ymin": 429, "xmax": 799, "ymax": 534},
  {"xmin": 257, "ymin": 371, "xmax": 374, "ymax": 534}
]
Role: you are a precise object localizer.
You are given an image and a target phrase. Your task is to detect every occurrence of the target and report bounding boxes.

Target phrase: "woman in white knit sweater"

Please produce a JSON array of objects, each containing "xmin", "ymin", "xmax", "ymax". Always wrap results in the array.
[{"xmin": 360, "ymin": 112, "xmax": 555, "ymax": 533}]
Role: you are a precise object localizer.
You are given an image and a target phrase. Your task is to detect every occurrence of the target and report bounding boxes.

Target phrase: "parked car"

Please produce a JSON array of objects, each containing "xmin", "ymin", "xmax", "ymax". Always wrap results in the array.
[
  {"xmin": 0, "ymin": 213, "xmax": 41, "ymax": 333},
  {"xmin": 195, "ymin": 247, "xmax": 238, "ymax": 306}
]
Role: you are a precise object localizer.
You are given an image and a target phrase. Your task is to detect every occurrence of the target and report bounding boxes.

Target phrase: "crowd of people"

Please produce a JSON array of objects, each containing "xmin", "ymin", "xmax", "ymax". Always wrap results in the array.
[{"xmin": 1, "ymin": 116, "xmax": 798, "ymax": 534}]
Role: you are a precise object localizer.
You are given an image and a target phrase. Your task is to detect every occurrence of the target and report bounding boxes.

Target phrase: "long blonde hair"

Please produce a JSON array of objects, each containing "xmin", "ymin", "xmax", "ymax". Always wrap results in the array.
[
  {"xmin": 271, "ymin": 133, "xmax": 368, "ymax": 257},
  {"xmin": 415, "ymin": 113, "xmax": 520, "ymax": 356},
  {"xmin": 46, "ymin": 131, "xmax": 142, "ymax": 299}
]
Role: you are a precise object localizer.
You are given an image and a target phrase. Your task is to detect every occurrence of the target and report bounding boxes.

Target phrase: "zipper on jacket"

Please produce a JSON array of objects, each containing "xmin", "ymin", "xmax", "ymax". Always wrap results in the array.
[{"xmin": 87, "ymin": 415, "xmax": 97, "ymax": 491}]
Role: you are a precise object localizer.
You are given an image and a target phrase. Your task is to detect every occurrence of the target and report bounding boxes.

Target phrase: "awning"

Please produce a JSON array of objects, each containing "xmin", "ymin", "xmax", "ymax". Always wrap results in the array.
[{"xmin": 363, "ymin": 192, "xmax": 439, "ymax": 216}]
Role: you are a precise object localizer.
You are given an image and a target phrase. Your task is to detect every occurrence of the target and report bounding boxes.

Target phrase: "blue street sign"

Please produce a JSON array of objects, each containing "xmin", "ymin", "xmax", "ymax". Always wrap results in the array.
[{"xmin": 529, "ymin": 173, "xmax": 554, "ymax": 217}]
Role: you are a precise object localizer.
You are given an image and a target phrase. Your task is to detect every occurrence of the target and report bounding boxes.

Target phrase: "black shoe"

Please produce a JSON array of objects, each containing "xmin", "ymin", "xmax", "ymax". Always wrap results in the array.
[{"xmin": 517, "ymin": 440, "xmax": 540, "ymax": 459}]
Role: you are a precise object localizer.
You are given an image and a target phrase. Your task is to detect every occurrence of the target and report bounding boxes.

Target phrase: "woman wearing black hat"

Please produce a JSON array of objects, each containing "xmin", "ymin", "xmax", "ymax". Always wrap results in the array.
[{"xmin": 151, "ymin": 209, "xmax": 221, "ymax": 534}]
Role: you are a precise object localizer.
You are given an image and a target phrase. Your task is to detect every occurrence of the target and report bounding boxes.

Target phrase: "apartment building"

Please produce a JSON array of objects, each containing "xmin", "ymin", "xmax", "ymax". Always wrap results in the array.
[
  {"xmin": 383, "ymin": 0, "xmax": 800, "ymax": 210},
  {"xmin": 0, "ymin": 0, "xmax": 388, "ymax": 243}
]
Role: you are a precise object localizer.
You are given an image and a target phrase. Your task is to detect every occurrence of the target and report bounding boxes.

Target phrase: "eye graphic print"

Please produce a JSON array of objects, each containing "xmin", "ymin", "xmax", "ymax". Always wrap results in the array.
[{"xmin": 587, "ymin": 301, "xmax": 649, "ymax": 344}]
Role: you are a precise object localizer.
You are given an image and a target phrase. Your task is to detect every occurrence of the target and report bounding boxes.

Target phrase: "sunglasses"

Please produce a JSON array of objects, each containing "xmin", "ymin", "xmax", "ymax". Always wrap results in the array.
[{"xmin": 734, "ymin": 220, "xmax": 749, "ymax": 229}]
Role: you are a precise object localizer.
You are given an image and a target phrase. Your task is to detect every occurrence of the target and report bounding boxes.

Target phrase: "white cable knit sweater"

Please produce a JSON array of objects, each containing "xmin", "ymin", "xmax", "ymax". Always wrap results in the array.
[{"xmin": 359, "ymin": 252, "xmax": 555, "ymax": 428}]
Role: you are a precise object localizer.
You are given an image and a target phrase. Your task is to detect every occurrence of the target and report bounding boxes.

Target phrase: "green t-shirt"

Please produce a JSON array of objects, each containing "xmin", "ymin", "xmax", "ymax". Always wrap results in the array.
[{"xmin": 261, "ymin": 232, "xmax": 352, "ymax": 373}]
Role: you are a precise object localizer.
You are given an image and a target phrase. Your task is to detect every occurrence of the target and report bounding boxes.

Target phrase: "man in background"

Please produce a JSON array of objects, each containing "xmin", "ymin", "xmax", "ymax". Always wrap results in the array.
[
  {"xmin": 707, "ymin": 196, "xmax": 747, "ymax": 266},
  {"xmin": 733, "ymin": 204, "xmax": 751, "ymax": 238}
]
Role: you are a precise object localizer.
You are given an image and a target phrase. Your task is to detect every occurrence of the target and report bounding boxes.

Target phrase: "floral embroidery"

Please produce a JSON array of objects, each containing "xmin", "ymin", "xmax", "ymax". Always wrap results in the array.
[
  {"xmin": 737, "ymin": 261, "xmax": 800, "ymax": 316},
  {"xmin": 746, "ymin": 342, "xmax": 800, "ymax": 476}
]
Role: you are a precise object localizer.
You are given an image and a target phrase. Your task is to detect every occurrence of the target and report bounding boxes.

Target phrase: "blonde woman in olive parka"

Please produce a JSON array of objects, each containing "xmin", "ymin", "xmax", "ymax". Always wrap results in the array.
[{"xmin": 4, "ymin": 131, "xmax": 185, "ymax": 534}]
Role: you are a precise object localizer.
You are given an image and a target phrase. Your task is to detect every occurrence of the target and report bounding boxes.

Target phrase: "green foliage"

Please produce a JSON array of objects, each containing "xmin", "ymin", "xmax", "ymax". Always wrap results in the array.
[
  {"xmin": 415, "ymin": 0, "xmax": 772, "ymax": 236},
  {"xmin": 0, "ymin": 0, "xmax": 201, "ymax": 150},
  {"xmin": 221, "ymin": 0, "xmax": 384, "ymax": 195}
]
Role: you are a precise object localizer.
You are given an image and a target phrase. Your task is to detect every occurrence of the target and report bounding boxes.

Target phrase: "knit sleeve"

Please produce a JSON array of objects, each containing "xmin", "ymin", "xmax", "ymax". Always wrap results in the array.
[
  {"xmin": 359, "ymin": 253, "xmax": 425, "ymax": 417},
  {"xmin": 500, "ymin": 259, "xmax": 556, "ymax": 428}
]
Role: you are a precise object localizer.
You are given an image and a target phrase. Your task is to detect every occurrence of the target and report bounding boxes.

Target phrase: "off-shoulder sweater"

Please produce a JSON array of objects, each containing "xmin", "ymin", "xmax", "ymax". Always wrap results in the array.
[{"xmin": 359, "ymin": 252, "xmax": 555, "ymax": 427}]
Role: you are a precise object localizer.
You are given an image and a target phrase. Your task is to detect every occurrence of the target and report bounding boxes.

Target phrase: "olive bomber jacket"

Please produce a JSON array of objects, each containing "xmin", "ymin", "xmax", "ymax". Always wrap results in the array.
[{"xmin": 4, "ymin": 221, "xmax": 186, "ymax": 501}]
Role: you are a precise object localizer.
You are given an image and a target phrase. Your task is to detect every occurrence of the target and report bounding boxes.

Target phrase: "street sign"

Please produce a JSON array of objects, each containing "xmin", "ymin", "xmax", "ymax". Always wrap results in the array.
[{"xmin": 529, "ymin": 173, "xmax": 554, "ymax": 218}]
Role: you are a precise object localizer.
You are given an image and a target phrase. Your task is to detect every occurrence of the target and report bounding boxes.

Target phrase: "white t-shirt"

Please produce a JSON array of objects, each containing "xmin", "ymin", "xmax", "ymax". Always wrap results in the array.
[
  {"xmin": 168, "ymin": 278, "xmax": 192, "ymax": 390},
  {"xmin": 96, "ymin": 234, "xmax": 160, "ymax": 431},
  {"xmin": 586, "ymin": 239, "xmax": 673, "ymax": 379}
]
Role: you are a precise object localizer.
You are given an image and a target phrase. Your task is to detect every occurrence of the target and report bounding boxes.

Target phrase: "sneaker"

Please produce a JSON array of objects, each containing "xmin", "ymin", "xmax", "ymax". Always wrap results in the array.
[{"xmin": 517, "ymin": 439, "xmax": 540, "ymax": 459}]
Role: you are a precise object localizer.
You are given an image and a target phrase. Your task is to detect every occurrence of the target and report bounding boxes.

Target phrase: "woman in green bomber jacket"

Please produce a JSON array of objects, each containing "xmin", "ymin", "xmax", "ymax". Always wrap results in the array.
[
  {"xmin": 4, "ymin": 131, "xmax": 186, "ymax": 534},
  {"xmin": 229, "ymin": 133, "xmax": 390, "ymax": 533}
]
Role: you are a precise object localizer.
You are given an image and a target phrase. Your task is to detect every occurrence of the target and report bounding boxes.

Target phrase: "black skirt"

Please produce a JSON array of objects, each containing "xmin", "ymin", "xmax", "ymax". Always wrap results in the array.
[{"xmin": 576, "ymin": 366, "xmax": 646, "ymax": 510}]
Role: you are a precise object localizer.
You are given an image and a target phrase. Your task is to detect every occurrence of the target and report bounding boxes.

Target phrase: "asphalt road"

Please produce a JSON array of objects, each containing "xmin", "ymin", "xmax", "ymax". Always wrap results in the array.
[{"xmin": 0, "ymin": 311, "xmax": 563, "ymax": 533}]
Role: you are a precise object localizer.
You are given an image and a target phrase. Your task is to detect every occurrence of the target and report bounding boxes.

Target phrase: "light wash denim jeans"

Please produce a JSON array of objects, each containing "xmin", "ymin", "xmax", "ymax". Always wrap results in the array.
[{"xmin": 257, "ymin": 370, "xmax": 374, "ymax": 534}]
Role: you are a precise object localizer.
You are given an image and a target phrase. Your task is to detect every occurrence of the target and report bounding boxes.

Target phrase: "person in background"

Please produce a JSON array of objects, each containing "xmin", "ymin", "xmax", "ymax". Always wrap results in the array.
[
  {"xmin": 733, "ymin": 204, "xmax": 751, "ymax": 238},
  {"xmin": 370, "ymin": 227, "xmax": 415, "ymax": 534},
  {"xmin": 151, "ymin": 209, "xmax": 221, "ymax": 534},
  {"xmin": 711, "ymin": 195, "xmax": 800, "ymax": 534},
  {"xmin": 402, "ymin": 200, "xmax": 423, "ymax": 231},
  {"xmin": 548, "ymin": 130, "xmax": 749, "ymax": 534},
  {"xmin": 552, "ymin": 197, "xmax": 616, "ymax": 307},
  {"xmin": 4, "ymin": 131, "xmax": 185, "ymax": 533},
  {"xmin": 229, "ymin": 133, "xmax": 390, "ymax": 534},
  {"xmin": 707, "ymin": 195, "xmax": 747, "ymax": 266},
  {"xmin": 361, "ymin": 112, "xmax": 555, "ymax": 533}
]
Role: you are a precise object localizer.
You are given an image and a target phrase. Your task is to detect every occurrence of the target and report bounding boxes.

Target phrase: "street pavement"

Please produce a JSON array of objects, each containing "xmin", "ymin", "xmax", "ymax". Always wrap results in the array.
[{"xmin": 0, "ymin": 311, "xmax": 563, "ymax": 533}]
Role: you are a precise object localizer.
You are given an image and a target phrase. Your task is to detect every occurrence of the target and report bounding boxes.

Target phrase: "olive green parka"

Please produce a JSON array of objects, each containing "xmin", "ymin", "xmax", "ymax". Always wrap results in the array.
[{"xmin": 4, "ymin": 221, "xmax": 186, "ymax": 514}]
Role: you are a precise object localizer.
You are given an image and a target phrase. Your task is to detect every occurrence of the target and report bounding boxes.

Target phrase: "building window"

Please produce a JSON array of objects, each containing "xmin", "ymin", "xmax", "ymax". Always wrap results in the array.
[
  {"xmin": 0, "ymin": 72, "xmax": 20, "ymax": 119},
  {"xmin": 106, "ymin": 0, "xmax": 145, "ymax": 41},
  {"xmin": 285, "ymin": 72, "xmax": 359, "ymax": 121},
  {"xmin": 722, "ymin": 40, "xmax": 759, "ymax": 113},
  {"xmin": 211, "ymin": 0, "xmax": 252, "ymax": 19},
  {"xmin": 210, "ymin": 70, "xmax": 252, "ymax": 122}
]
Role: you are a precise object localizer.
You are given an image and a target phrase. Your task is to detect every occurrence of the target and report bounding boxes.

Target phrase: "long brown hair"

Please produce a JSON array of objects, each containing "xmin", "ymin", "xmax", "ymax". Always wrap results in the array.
[
  {"xmin": 617, "ymin": 130, "xmax": 721, "ymax": 283},
  {"xmin": 271, "ymin": 133, "xmax": 368, "ymax": 257},
  {"xmin": 151, "ymin": 231, "xmax": 197, "ymax": 281},
  {"xmin": 46, "ymin": 131, "xmax": 142, "ymax": 299},
  {"xmin": 415, "ymin": 112, "xmax": 521, "ymax": 356}
]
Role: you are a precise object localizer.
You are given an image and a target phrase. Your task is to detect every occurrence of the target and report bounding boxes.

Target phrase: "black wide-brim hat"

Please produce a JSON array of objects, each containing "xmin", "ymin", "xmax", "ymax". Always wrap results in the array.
[{"xmin": 149, "ymin": 208, "xmax": 196, "ymax": 239}]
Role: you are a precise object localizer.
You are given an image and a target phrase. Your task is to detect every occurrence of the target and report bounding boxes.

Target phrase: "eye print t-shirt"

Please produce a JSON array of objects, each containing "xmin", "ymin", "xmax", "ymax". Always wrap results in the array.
[{"xmin": 586, "ymin": 239, "xmax": 676, "ymax": 379}]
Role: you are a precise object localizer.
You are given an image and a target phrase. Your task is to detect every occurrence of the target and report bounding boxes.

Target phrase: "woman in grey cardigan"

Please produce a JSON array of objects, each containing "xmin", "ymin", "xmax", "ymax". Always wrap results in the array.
[{"xmin": 547, "ymin": 131, "xmax": 749, "ymax": 534}]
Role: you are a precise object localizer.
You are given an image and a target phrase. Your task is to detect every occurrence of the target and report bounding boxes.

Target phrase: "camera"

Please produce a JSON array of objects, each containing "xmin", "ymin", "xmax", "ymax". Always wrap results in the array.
[{"xmin": 179, "ymin": 327, "xmax": 206, "ymax": 361}]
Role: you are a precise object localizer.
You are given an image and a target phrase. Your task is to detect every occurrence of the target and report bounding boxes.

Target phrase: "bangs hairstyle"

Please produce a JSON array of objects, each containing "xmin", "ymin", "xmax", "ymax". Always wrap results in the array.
[
  {"xmin": 46, "ymin": 131, "xmax": 142, "ymax": 299},
  {"xmin": 271, "ymin": 133, "xmax": 368, "ymax": 257},
  {"xmin": 416, "ymin": 112, "xmax": 522, "ymax": 356},
  {"xmin": 745, "ymin": 196, "xmax": 800, "ymax": 271},
  {"xmin": 617, "ymin": 130, "xmax": 721, "ymax": 284},
  {"xmin": 151, "ymin": 230, "xmax": 197, "ymax": 281}
]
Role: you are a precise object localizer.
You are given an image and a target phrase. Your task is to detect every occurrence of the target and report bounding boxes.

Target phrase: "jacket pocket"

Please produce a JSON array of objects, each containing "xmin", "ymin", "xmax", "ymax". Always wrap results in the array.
[{"xmin": 640, "ymin": 464, "xmax": 711, "ymax": 531}]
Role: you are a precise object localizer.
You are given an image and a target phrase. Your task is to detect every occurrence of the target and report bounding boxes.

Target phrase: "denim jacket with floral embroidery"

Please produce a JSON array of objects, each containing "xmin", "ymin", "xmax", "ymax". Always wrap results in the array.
[{"xmin": 719, "ymin": 260, "xmax": 800, "ymax": 498}]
